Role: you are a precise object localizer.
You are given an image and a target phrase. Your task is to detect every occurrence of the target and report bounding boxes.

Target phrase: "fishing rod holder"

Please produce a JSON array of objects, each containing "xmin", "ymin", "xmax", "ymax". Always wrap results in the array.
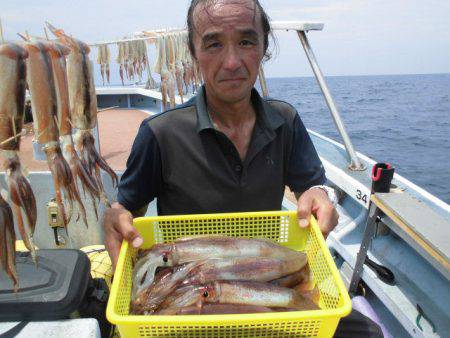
[
  {"xmin": 371, "ymin": 163, "xmax": 395, "ymax": 193},
  {"xmin": 349, "ymin": 163, "xmax": 396, "ymax": 294}
]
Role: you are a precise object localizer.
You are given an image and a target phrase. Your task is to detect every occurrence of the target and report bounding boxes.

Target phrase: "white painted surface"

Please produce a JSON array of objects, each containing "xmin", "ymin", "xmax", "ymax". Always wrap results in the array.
[
  {"xmin": 96, "ymin": 86, "xmax": 185, "ymax": 105},
  {"xmin": 271, "ymin": 21, "xmax": 324, "ymax": 31},
  {"xmin": 0, "ymin": 319, "xmax": 100, "ymax": 338}
]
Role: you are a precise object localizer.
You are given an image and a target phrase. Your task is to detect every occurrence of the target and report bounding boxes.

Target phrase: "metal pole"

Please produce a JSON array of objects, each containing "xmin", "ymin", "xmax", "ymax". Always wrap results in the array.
[
  {"xmin": 349, "ymin": 202, "xmax": 381, "ymax": 293},
  {"xmin": 258, "ymin": 65, "xmax": 269, "ymax": 98},
  {"xmin": 297, "ymin": 31, "xmax": 365, "ymax": 170}
]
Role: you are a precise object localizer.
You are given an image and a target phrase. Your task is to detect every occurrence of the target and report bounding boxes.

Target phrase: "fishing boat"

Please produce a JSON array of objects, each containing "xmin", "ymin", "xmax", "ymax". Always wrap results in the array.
[{"xmin": 0, "ymin": 20, "xmax": 449, "ymax": 338}]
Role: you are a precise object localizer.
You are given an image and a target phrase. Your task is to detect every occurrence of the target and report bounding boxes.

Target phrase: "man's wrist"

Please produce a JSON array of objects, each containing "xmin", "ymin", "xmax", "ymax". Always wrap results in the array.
[{"xmin": 308, "ymin": 185, "xmax": 338, "ymax": 207}]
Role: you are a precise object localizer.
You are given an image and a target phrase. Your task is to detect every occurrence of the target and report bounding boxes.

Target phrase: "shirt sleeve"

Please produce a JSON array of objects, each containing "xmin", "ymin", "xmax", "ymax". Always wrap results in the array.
[
  {"xmin": 286, "ymin": 114, "xmax": 326, "ymax": 193},
  {"xmin": 117, "ymin": 120, "xmax": 162, "ymax": 212}
]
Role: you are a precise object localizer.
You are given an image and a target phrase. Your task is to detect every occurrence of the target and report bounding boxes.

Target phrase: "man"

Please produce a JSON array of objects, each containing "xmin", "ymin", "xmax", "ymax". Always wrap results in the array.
[
  {"xmin": 104, "ymin": 0, "xmax": 338, "ymax": 266},
  {"xmin": 103, "ymin": 1, "xmax": 382, "ymax": 336}
]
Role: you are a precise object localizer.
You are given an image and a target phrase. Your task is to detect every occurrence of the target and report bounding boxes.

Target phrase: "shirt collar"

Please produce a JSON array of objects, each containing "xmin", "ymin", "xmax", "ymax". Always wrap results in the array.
[{"xmin": 195, "ymin": 85, "xmax": 285, "ymax": 133}]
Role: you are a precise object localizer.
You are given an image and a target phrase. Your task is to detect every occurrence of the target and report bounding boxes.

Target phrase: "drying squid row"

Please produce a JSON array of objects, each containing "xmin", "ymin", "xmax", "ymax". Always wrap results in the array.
[
  {"xmin": 47, "ymin": 22, "xmax": 118, "ymax": 201},
  {"xmin": 0, "ymin": 24, "xmax": 118, "ymax": 288},
  {"xmin": 97, "ymin": 30, "xmax": 201, "ymax": 111},
  {"xmin": 130, "ymin": 235, "xmax": 319, "ymax": 315},
  {"xmin": 153, "ymin": 31, "xmax": 202, "ymax": 111},
  {"xmin": 115, "ymin": 40, "xmax": 154, "ymax": 86},
  {"xmin": 97, "ymin": 44, "xmax": 110, "ymax": 85}
]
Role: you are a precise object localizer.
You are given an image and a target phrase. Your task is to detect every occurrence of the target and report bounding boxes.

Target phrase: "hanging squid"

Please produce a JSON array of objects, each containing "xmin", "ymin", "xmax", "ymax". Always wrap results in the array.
[
  {"xmin": 116, "ymin": 42, "xmax": 125, "ymax": 86},
  {"xmin": 174, "ymin": 33, "xmax": 185, "ymax": 103},
  {"xmin": 0, "ymin": 42, "xmax": 37, "ymax": 266},
  {"xmin": 153, "ymin": 35, "xmax": 169, "ymax": 110},
  {"xmin": 165, "ymin": 34, "xmax": 176, "ymax": 109},
  {"xmin": 103, "ymin": 44, "xmax": 111, "ymax": 84},
  {"xmin": 181, "ymin": 32, "xmax": 195, "ymax": 94},
  {"xmin": 97, "ymin": 45, "xmax": 110, "ymax": 85},
  {"xmin": 46, "ymin": 25, "xmax": 118, "ymax": 199},
  {"xmin": 48, "ymin": 42, "xmax": 101, "ymax": 223},
  {"xmin": 24, "ymin": 40, "xmax": 85, "ymax": 228},
  {"xmin": 0, "ymin": 194, "xmax": 17, "ymax": 289},
  {"xmin": 143, "ymin": 39, "xmax": 157, "ymax": 89},
  {"xmin": 125, "ymin": 41, "xmax": 133, "ymax": 81}
]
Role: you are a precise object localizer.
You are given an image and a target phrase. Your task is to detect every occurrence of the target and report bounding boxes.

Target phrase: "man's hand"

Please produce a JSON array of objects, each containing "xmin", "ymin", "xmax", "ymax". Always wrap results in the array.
[
  {"xmin": 297, "ymin": 188, "xmax": 339, "ymax": 237},
  {"xmin": 103, "ymin": 202, "xmax": 143, "ymax": 269}
]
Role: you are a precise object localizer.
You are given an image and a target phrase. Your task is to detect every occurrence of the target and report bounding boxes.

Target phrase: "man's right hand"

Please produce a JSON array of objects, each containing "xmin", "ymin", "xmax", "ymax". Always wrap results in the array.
[{"xmin": 103, "ymin": 202, "xmax": 143, "ymax": 269}]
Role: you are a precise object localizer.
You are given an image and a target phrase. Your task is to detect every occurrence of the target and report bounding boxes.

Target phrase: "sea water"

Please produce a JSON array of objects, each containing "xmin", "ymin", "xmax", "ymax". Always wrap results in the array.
[
  {"xmin": 94, "ymin": 70, "xmax": 450, "ymax": 204},
  {"xmin": 266, "ymin": 74, "xmax": 450, "ymax": 204}
]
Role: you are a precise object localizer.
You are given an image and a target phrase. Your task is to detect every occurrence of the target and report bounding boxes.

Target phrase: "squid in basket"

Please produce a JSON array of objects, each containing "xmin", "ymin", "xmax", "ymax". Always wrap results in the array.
[
  {"xmin": 130, "ymin": 235, "xmax": 320, "ymax": 315},
  {"xmin": 0, "ymin": 42, "xmax": 37, "ymax": 280}
]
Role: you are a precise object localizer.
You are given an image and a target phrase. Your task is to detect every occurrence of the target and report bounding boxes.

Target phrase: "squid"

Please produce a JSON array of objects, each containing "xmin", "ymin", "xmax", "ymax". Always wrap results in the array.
[
  {"xmin": 96, "ymin": 45, "xmax": 105, "ymax": 86},
  {"xmin": 133, "ymin": 255, "xmax": 307, "ymax": 313},
  {"xmin": 48, "ymin": 42, "xmax": 101, "ymax": 223},
  {"xmin": 153, "ymin": 35, "xmax": 169, "ymax": 110},
  {"xmin": 103, "ymin": 44, "xmax": 111, "ymax": 84},
  {"xmin": 46, "ymin": 24, "xmax": 118, "ymax": 199},
  {"xmin": 132, "ymin": 236, "xmax": 306, "ymax": 300},
  {"xmin": 181, "ymin": 33, "xmax": 195, "ymax": 94},
  {"xmin": 131, "ymin": 261, "xmax": 202, "ymax": 314},
  {"xmin": 270, "ymin": 265, "xmax": 311, "ymax": 288},
  {"xmin": 24, "ymin": 40, "xmax": 85, "ymax": 228},
  {"xmin": 174, "ymin": 33, "xmax": 185, "ymax": 102},
  {"xmin": 183, "ymin": 256, "xmax": 307, "ymax": 285},
  {"xmin": 116, "ymin": 42, "xmax": 125, "ymax": 85},
  {"xmin": 200, "ymin": 280, "xmax": 318, "ymax": 310},
  {"xmin": 168, "ymin": 303, "xmax": 275, "ymax": 315},
  {"xmin": 0, "ymin": 194, "xmax": 18, "ymax": 290},
  {"xmin": 165, "ymin": 34, "xmax": 177, "ymax": 108},
  {"xmin": 0, "ymin": 42, "xmax": 37, "ymax": 263},
  {"xmin": 125, "ymin": 41, "xmax": 134, "ymax": 81}
]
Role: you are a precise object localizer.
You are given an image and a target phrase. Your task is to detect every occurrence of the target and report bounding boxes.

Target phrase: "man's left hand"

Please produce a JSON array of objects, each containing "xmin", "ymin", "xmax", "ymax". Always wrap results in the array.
[{"xmin": 297, "ymin": 188, "xmax": 339, "ymax": 237}]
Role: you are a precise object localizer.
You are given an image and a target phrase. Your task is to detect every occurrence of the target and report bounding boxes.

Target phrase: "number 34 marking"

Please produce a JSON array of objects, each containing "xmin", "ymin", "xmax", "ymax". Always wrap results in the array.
[{"xmin": 356, "ymin": 189, "xmax": 368, "ymax": 204}]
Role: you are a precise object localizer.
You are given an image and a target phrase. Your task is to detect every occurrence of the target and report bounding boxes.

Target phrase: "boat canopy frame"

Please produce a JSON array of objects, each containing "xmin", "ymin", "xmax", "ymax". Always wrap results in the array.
[{"xmin": 271, "ymin": 21, "xmax": 365, "ymax": 171}]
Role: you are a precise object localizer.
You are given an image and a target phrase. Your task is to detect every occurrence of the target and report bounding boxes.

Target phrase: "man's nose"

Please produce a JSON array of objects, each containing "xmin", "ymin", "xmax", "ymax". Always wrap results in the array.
[{"xmin": 222, "ymin": 46, "xmax": 242, "ymax": 72}]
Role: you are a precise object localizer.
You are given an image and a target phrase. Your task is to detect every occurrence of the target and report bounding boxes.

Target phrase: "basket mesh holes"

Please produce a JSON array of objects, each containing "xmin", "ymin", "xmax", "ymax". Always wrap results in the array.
[
  {"xmin": 152, "ymin": 216, "xmax": 289, "ymax": 244},
  {"xmin": 137, "ymin": 321, "xmax": 322, "ymax": 337},
  {"xmin": 306, "ymin": 227, "xmax": 341, "ymax": 310}
]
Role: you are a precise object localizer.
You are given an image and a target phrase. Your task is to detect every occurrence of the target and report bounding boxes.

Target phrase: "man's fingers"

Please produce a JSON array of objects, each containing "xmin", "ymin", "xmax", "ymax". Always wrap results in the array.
[
  {"xmin": 102, "ymin": 204, "xmax": 144, "ymax": 270},
  {"xmin": 297, "ymin": 193, "xmax": 313, "ymax": 228},
  {"xmin": 117, "ymin": 211, "xmax": 143, "ymax": 247},
  {"xmin": 105, "ymin": 230, "xmax": 121, "ymax": 269},
  {"xmin": 316, "ymin": 204, "xmax": 339, "ymax": 238}
]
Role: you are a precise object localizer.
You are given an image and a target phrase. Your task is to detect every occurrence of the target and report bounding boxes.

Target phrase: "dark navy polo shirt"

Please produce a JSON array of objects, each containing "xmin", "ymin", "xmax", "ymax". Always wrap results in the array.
[{"xmin": 117, "ymin": 86, "xmax": 326, "ymax": 215}]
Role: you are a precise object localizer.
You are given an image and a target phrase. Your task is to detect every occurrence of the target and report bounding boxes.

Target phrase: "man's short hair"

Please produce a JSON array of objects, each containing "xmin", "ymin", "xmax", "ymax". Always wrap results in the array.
[{"xmin": 186, "ymin": 0, "xmax": 272, "ymax": 60}]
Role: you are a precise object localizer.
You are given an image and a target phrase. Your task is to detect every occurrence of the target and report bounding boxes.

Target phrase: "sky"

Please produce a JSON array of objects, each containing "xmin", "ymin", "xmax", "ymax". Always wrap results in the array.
[{"xmin": 1, "ymin": 0, "xmax": 450, "ymax": 78}]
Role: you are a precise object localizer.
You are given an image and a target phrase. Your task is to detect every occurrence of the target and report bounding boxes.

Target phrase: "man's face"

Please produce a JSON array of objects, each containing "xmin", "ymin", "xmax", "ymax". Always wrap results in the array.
[{"xmin": 192, "ymin": 0, "xmax": 265, "ymax": 105}]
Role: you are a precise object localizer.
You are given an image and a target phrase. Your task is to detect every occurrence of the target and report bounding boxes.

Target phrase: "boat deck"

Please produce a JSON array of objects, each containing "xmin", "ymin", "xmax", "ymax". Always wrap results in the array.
[{"xmin": 6, "ymin": 109, "xmax": 151, "ymax": 173}]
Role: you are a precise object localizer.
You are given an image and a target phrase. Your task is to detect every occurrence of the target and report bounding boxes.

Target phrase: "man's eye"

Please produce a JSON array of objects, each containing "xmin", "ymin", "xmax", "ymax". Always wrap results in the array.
[
  {"xmin": 240, "ymin": 40, "xmax": 255, "ymax": 46},
  {"xmin": 207, "ymin": 42, "xmax": 221, "ymax": 49}
]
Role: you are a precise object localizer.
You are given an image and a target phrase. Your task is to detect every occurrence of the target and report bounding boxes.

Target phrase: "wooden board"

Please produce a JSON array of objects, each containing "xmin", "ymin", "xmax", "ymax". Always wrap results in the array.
[{"xmin": 372, "ymin": 192, "xmax": 450, "ymax": 275}]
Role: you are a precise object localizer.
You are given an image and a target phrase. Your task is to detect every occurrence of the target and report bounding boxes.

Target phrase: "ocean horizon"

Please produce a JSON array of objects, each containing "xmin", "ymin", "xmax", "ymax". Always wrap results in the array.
[{"xmin": 93, "ymin": 67, "xmax": 450, "ymax": 204}]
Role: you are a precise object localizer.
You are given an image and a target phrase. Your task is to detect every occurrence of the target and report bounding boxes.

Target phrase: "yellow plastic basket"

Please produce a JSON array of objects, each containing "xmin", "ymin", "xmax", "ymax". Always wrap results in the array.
[{"xmin": 107, "ymin": 211, "xmax": 351, "ymax": 338}]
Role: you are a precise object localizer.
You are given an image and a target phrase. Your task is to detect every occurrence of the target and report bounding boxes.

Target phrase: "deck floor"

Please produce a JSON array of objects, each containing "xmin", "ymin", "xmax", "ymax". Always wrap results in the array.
[{"xmin": 3, "ymin": 109, "xmax": 150, "ymax": 172}]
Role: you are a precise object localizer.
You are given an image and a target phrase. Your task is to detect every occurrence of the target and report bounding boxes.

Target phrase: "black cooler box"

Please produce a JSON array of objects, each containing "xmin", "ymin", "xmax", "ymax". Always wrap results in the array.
[{"xmin": 0, "ymin": 249, "xmax": 91, "ymax": 321}]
